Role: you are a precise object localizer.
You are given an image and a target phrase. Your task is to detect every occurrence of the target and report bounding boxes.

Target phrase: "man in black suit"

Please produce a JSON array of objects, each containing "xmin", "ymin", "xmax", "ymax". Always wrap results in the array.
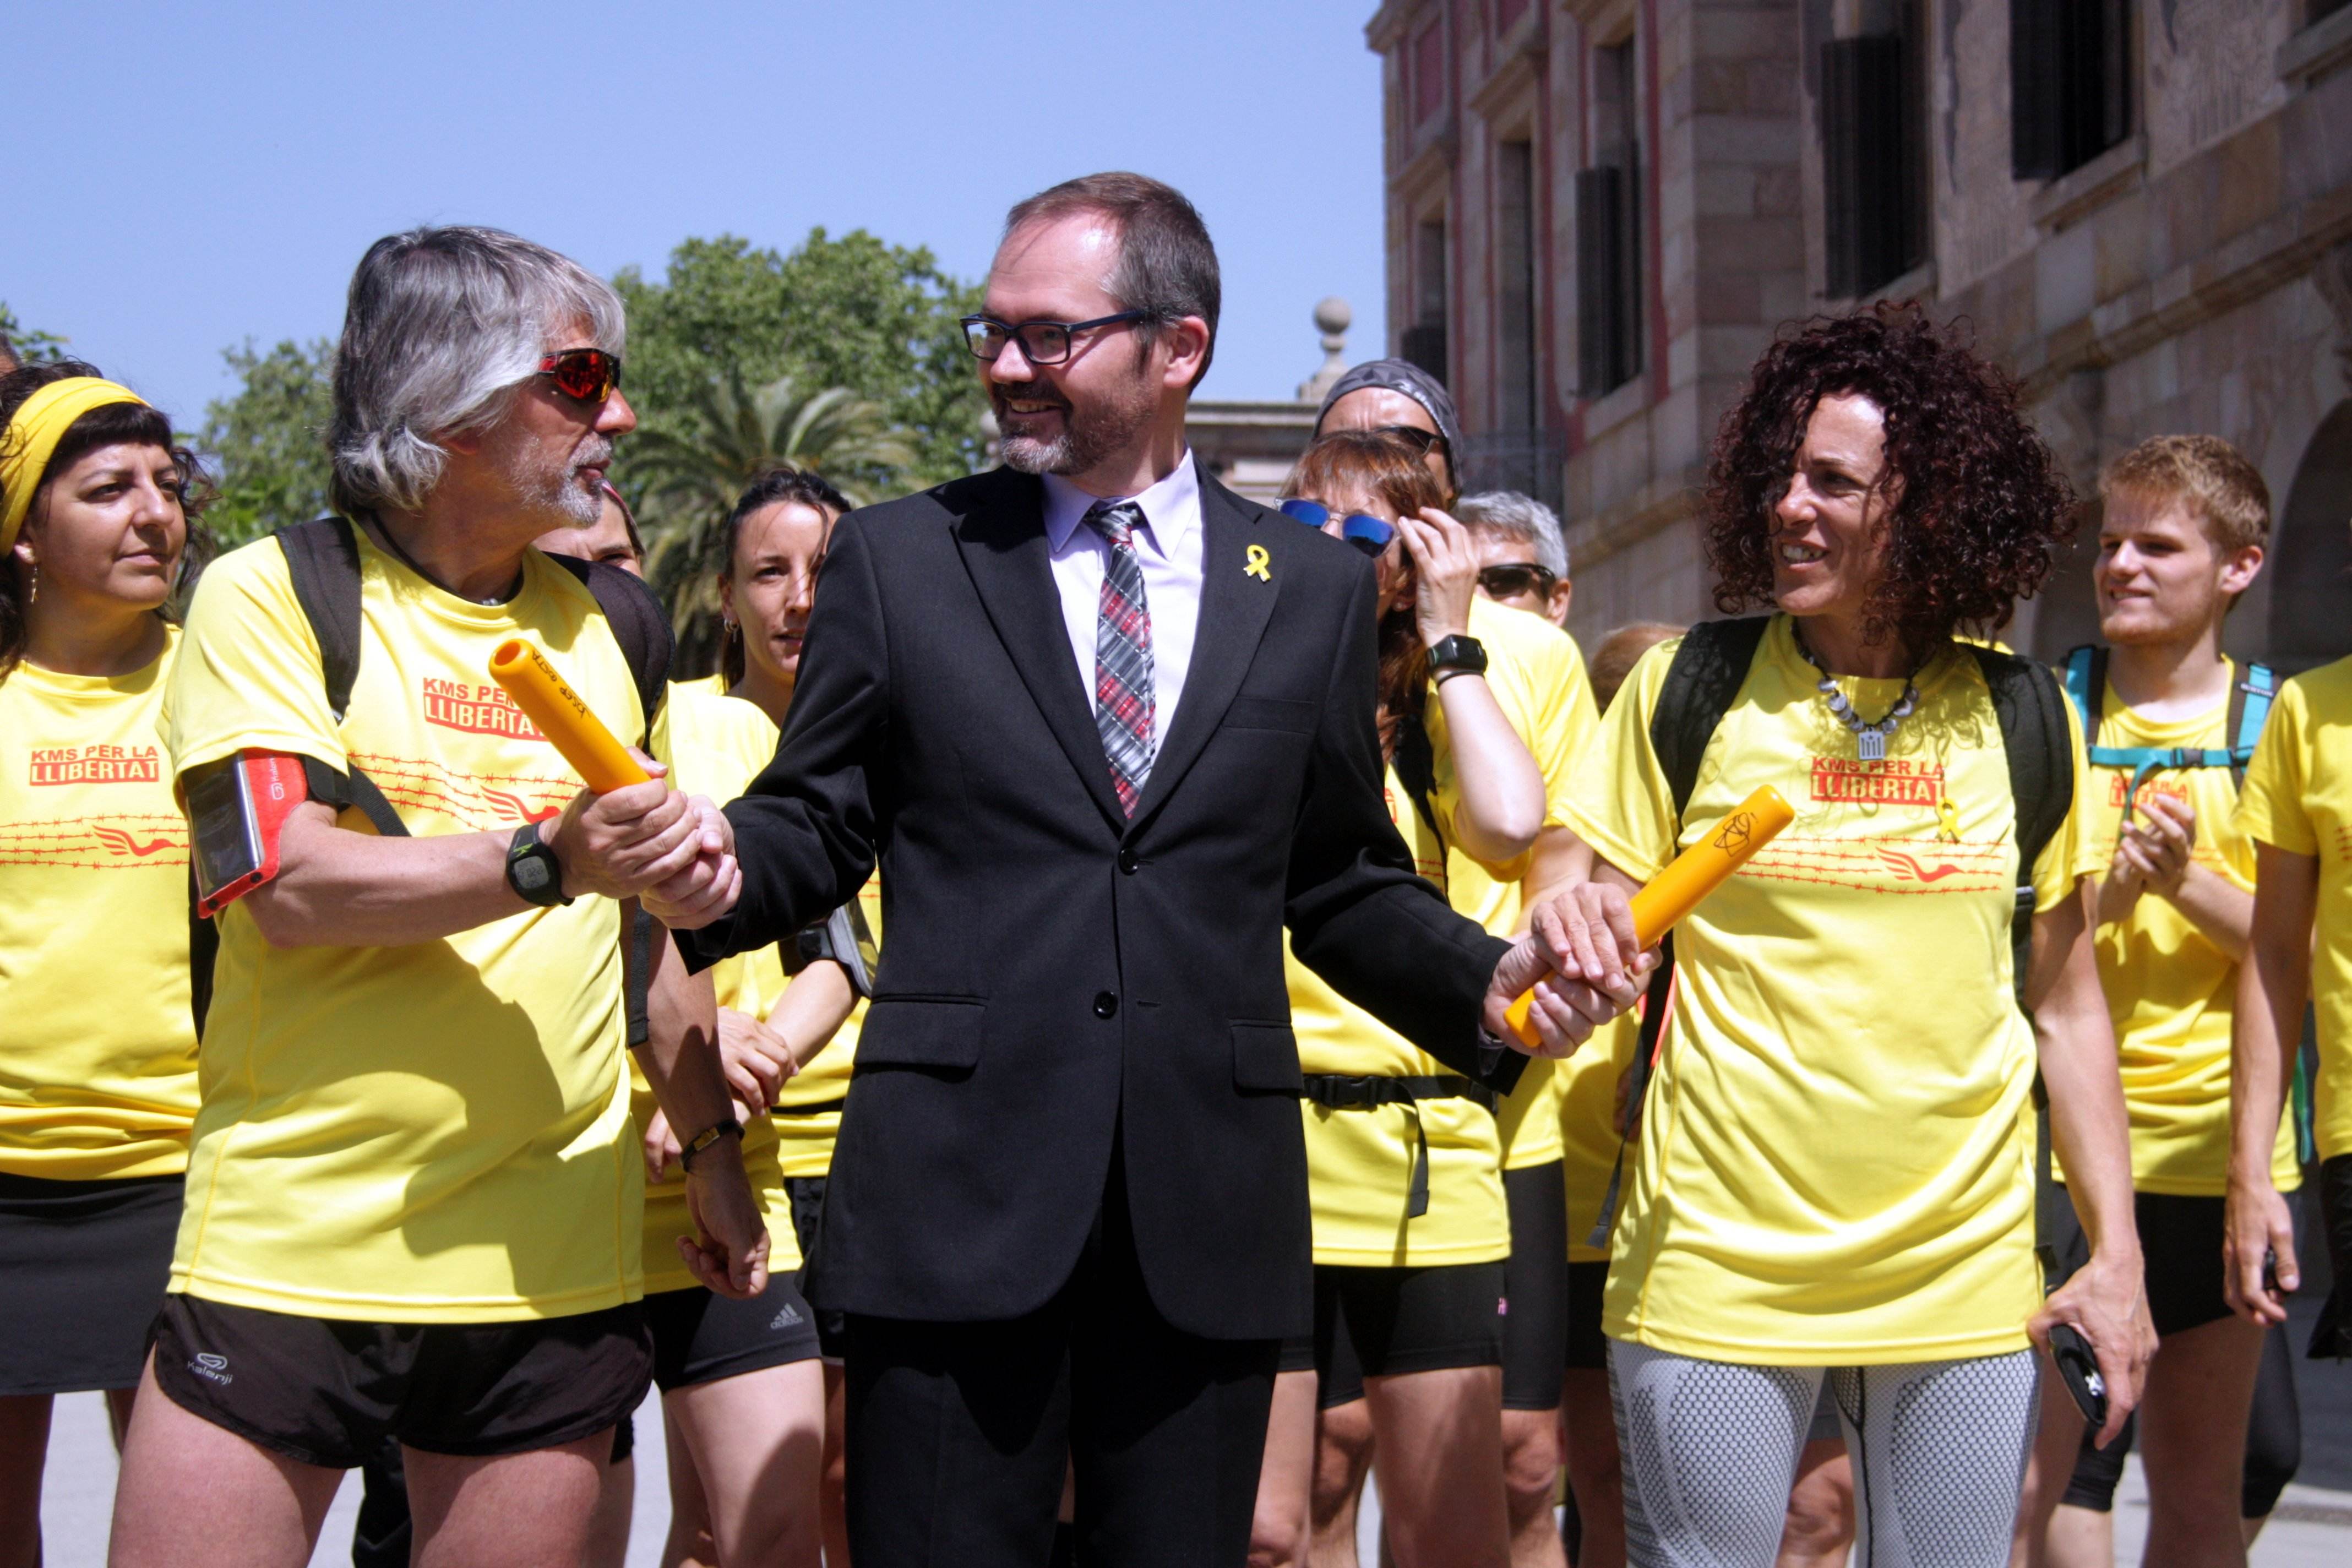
[{"xmin": 655, "ymin": 172, "xmax": 1645, "ymax": 1566}]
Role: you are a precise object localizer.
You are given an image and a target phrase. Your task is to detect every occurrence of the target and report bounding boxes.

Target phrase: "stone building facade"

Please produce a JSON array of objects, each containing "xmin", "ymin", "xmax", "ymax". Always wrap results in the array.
[{"xmin": 1365, "ymin": 0, "xmax": 2352, "ymax": 669}]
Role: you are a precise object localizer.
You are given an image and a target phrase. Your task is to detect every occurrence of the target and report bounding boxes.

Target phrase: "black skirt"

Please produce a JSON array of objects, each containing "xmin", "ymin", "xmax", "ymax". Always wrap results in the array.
[{"xmin": 0, "ymin": 1169, "xmax": 183, "ymax": 1395}]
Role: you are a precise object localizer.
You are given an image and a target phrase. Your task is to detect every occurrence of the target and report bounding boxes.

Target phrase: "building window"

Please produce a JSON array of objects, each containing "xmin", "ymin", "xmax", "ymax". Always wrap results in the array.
[
  {"xmin": 1404, "ymin": 217, "xmax": 1450, "ymax": 385},
  {"xmin": 1413, "ymin": 17, "xmax": 1447, "ymax": 126},
  {"xmin": 1577, "ymin": 37, "xmax": 1642, "ymax": 398},
  {"xmin": 1496, "ymin": 140, "xmax": 1539, "ymax": 433},
  {"xmin": 2010, "ymin": 0, "xmax": 2131, "ymax": 180},
  {"xmin": 1822, "ymin": 8, "xmax": 1926, "ymax": 298}
]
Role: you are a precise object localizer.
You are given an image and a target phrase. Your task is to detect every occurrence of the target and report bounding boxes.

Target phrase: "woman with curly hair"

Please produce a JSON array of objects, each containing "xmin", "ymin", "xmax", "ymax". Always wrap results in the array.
[
  {"xmin": 1559, "ymin": 306, "xmax": 2152, "ymax": 1568},
  {"xmin": 0, "ymin": 361, "xmax": 211, "ymax": 1562}
]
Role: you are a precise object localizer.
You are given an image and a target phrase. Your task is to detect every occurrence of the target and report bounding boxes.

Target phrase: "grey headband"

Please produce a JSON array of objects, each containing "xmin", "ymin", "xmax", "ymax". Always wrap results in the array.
[{"xmin": 1315, "ymin": 358, "xmax": 1465, "ymax": 465}]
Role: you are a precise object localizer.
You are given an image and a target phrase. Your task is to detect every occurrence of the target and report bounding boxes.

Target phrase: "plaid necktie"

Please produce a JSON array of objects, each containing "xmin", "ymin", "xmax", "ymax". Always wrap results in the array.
[{"xmin": 1084, "ymin": 499, "xmax": 1155, "ymax": 816}]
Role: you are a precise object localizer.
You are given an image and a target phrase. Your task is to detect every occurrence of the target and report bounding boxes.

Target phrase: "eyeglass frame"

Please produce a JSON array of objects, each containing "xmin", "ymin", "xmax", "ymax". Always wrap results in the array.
[
  {"xmin": 1475, "ymin": 562, "xmax": 1559, "ymax": 598},
  {"xmin": 535, "ymin": 347, "xmax": 624, "ymax": 406},
  {"xmin": 960, "ymin": 311, "xmax": 1150, "ymax": 366},
  {"xmin": 1368, "ymin": 423, "xmax": 1450, "ymax": 460},
  {"xmin": 1278, "ymin": 497, "xmax": 1398, "ymax": 558}
]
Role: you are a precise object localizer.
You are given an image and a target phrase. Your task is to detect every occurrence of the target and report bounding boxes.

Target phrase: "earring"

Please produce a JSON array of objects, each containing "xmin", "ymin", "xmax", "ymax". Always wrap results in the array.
[{"xmin": 24, "ymin": 565, "xmax": 34, "ymax": 606}]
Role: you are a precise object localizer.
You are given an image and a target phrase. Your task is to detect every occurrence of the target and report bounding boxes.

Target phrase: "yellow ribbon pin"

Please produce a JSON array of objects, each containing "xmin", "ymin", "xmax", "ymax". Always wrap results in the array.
[
  {"xmin": 1244, "ymin": 544, "xmax": 1271, "ymax": 582},
  {"xmin": 1937, "ymin": 797, "xmax": 1961, "ymax": 842}
]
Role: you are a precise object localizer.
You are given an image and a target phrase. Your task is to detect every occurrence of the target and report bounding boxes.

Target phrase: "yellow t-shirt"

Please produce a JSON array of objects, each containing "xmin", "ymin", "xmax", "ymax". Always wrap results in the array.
[
  {"xmin": 1287, "ymin": 756, "xmax": 1508, "ymax": 1266},
  {"xmin": 2081, "ymin": 670, "xmax": 2297, "ymax": 1194},
  {"xmin": 772, "ymin": 872, "xmax": 880, "ymax": 1179},
  {"xmin": 0, "ymin": 634, "xmax": 200, "ymax": 1179},
  {"xmin": 641, "ymin": 682, "xmax": 799, "ymax": 1290},
  {"xmin": 1564, "ymin": 617, "xmax": 2098, "ymax": 1363},
  {"xmin": 162, "ymin": 535, "xmax": 645, "ymax": 1322},
  {"xmin": 2235, "ymin": 655, "xmax": 2352, "ymax": 1162},
  {"xmin": 1560, "ymin": 1008, "xmax": 1644, "ymax": 1263},
  {"xmin": 1443, "ymin": 599, "xmax": 1602, "ymax": 1172}
]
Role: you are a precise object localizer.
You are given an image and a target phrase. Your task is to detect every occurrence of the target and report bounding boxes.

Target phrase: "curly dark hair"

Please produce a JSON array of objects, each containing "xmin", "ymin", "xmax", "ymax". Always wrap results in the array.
[
  {"xmin": 1704, "ymin": 303, "xmax": 2075, "ymax": 652},
  {"xmin": 1, "ymin": 360, "xmax": 216, "ymax": 683}
]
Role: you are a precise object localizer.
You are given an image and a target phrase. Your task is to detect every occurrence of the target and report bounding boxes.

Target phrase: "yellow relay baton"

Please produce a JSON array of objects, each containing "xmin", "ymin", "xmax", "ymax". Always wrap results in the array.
[
  {"xmin": 1505, "ymin": 785, "xmax": 1795, "ymax": 1047},
  {"xmin": 488, "ymin": 639, "xmax": 654, "ymax": 793}
]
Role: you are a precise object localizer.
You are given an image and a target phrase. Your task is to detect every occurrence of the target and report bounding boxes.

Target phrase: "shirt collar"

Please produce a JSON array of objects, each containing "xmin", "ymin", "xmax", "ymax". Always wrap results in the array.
[{"xmin": 1041, "ymin": 451, "xmax": 1201, "ymax": 557}]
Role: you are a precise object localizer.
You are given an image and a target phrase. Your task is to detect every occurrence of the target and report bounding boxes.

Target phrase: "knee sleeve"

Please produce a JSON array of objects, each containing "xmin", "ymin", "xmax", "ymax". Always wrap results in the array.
[
  {"xmin": 2058, "ymin": 1412, "xmax": 2132, "ymax": 1512},
  {"xmin": 2241, "ymin": 1323, "xmax": 2301, "ymax": 1518}
]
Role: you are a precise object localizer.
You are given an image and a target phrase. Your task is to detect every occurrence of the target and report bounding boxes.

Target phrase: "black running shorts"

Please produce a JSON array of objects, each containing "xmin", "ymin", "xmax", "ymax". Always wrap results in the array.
[
  {"xmin": 1501, "ymin": 1162, "xmax": 1569, "ymax": 1410},
  {"xmin": 1280, "ymin": 1261, "xmax": 1506, "ymax": 1409},
  {"xmin": 150, "ymin": 1293, "xmax": 651, "ymax": 1469},
  {"xmin": 0, "ymin": 1170, "xmax": 181, "ymax": 1396},
  {"xmin": 644, "ymin": 1273, "xmax": 822, "ymax": 1393}
]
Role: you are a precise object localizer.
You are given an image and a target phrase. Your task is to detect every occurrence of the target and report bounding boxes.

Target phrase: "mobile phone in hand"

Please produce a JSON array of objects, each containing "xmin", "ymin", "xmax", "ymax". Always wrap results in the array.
[{"xmin": 2048, "ymin": 1323, "xmax": 2108, "ymax": 1428}]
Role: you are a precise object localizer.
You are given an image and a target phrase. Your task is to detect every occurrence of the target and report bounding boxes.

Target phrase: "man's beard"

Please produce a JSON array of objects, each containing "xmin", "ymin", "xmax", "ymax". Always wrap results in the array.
[
  {"xmin": 995, "ymin": 372, "xmax": 1157, "ymax": 478},
  {"xmin": 506, "ymin": 433, "xmax": 609, "ymax": 525}
]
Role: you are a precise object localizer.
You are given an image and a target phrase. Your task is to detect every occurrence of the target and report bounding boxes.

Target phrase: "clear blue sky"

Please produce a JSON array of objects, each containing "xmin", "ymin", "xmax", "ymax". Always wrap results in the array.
[{"xmin": 6, "ymin": 0, "xmax": 1388, "ymax": 430}]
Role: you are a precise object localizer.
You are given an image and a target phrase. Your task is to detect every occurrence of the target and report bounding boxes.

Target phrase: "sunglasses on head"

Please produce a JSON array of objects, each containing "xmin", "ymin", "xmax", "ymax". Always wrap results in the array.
[
  {"xmin": 1279, "ymin": 498, "xmax": 1397, "ymax": 557},
  {"xmin": 1374, "ymin": 424, "xmax": 1447, "ymax": 458},
  {"xmin": 536, "ymin": 347, "xmax": 623, "ymax": 406},
  {"xmin": 1476, "ymin": 562, "xmax": 1558, "ymax": 599}
]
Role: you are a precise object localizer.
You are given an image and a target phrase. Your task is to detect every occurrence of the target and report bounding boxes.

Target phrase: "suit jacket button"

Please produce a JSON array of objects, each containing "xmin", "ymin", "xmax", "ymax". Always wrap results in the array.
[
  {"xmin": 1093, "ymin": 992, "xmax": 1119, "ymax": 1019},
  {"xmin": 1117, "ymin": 849, "xmax": 1139, "ymax": 875}
]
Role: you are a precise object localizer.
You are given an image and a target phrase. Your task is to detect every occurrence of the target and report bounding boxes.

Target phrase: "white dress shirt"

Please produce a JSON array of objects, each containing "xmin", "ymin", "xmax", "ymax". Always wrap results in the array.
[{"xmin": 1040, "ymin": 453, "xmax": 1206, "ymax": 758}]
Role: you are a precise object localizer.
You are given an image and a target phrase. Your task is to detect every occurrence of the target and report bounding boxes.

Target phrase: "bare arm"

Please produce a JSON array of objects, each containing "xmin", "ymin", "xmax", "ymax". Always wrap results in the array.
[
  {"xmin": 633, "ymin": 906, "xmax": 768, "ymax": 1299},
  {"xmin": 236, "ymin": 754, "xmax": 723, "ymax": 949},
  {"xmin": 1514, "ymin": 825, "xmax": 1596, "ymax": 932},
  {"xmin": 764, "ymin": 959, "xmax": 861, "ymax": 1070},
  {"xmin": 2225, "ymin": 842, "xmax": 2317, "ymax": 1324},
  {"xmin": 2026, "ymin": 881, "xmax": 2153, "ymax": 1447}
]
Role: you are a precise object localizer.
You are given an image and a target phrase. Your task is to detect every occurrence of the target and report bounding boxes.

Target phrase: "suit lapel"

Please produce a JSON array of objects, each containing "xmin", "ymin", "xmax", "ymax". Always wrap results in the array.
[
  {"xmin": 948, "ymin": 471, "xmax": 1129, "ymax": 832},
  {"xmin": 1126, "ymin": 476, "xmax": 1280, "ymax": 833}
]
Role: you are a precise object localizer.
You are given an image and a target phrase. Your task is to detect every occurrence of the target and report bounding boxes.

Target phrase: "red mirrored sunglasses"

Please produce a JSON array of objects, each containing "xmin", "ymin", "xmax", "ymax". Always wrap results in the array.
[{"xmin": 536, "ymin": 347, "xmax": 623, "ymax": 405}]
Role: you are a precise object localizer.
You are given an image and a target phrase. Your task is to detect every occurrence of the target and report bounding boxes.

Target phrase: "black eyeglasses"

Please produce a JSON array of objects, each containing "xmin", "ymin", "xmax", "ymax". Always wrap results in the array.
[
  {"xmin": 1476, "ymin": 563, "xmax": 1558, "ymax": 599},
  {"xmin": 1280, "ymin": 498, "xmax": 1397, "ymax": 558},
  {"xmin": 536, "ymin": 348, "xmax": 623, "ymax": 405},
  {"xmin": 961, "ymin": 312, "xmax": 1147, "ymax": 365}
]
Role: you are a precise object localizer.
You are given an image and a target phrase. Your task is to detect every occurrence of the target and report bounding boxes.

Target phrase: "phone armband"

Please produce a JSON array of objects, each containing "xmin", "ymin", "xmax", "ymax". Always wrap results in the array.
[{"xmin": 189, "ymin": 753, "xmax": 312, "ymax": 917}]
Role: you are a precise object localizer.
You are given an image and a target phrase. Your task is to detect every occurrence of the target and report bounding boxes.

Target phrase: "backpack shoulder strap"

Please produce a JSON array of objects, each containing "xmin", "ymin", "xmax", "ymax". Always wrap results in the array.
[
  {"xmin": 1970, "ymin": 644, "xmax": 2074, "ymax": 1008},
  {"xmin": 1650, "ymin": 617, "xmax": 1772, "ymax": 828},
  {"xmin": 540, "ymin": 552, "xmax": 675, "ymax": 744},
  {"xmin": 2229, "ymin": 661, "xmax": 2277, "ymax": 788},
  {"xmin": 2060, "ymin": 645, "xmax": 2106, "ymax": 741},
  {"xmin": 271, "ymin": 516, "xmax": 407, "ymax": 839}
]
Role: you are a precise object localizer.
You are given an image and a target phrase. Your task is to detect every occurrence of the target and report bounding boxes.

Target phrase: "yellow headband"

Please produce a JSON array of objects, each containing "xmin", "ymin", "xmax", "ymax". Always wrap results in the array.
[{"xmin": 0, "ymin": 378, "xmax": 151, "ymax": 557}]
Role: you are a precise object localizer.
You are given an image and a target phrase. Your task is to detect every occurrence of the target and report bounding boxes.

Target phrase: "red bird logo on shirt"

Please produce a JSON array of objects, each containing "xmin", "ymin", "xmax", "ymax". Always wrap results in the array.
[
  {"xmin": 91, "ymin": 825, "xmax": 177, "ymax": 858},
  {"xmin": 481, "ymin": 787, "xmax": 560, "ymax": 823},
  {"xmin": 1875, "ymin": 845, "xmax": 1966, "ymax": 884}
]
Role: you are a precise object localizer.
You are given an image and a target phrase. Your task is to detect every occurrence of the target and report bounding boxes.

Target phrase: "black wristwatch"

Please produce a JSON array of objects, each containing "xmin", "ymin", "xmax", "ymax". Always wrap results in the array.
[
  {"xmin": 1428, "ymin": 634, "xmax": 1489, "ymax": 678},
  {"xmin": 505, "ymin": 821, "xmax": 572, "ymax": 908}
]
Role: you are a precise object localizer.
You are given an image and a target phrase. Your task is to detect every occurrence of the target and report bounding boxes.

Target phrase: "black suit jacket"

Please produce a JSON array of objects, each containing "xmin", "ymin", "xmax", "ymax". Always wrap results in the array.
[{"xmin": 682, "ymin": 465, "xmax": 1518, "ymax": 1339}]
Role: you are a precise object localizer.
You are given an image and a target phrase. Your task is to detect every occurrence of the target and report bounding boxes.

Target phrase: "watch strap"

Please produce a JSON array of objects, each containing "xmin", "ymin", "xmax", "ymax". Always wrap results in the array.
[{"xmin": 680, "ymin": 1117, "xmax": 745, "ymax": 1173}]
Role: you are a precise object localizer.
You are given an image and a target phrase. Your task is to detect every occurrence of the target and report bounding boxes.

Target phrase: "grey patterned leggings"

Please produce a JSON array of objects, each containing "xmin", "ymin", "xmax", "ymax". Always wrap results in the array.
[{"xmin": 1609, "ymin": 1339, "xmax": 2040, "ymax": 1568}]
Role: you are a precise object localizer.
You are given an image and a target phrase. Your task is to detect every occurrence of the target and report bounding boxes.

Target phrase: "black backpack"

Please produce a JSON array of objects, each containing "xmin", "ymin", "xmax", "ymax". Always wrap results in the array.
[
  {"xmin": 1586, "ymin": 617, "xmax": 2075, "ymax": 1245},
  {"xmin": 188, "ymin": 515, "xmax": 674, "ymax": 1036}
]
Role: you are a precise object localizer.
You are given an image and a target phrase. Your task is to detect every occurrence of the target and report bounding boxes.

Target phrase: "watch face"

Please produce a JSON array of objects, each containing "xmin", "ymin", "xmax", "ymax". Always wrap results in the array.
[{"xmin": 515, "ymin": 856, "xmax": 552, "ymax": 893}]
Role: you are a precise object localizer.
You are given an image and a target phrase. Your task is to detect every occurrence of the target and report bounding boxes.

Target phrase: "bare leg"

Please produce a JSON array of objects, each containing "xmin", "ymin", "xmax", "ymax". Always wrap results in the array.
[
  {"xmin": 1310, "ymin": 1398, "xmax": 1376, "ymax": 1568},
  {"xmin": 1364, "ymin": 1365, "xmax": 1510, "ymax": 1568},
  {"xmin": 666, "ymin": 1359, "xmax": 827, "ymax": 1568},
  {"xmin": 1252, "ymin": 1370, "xmax": 1321, "ymax": 1567},
  {"xmin": 820, "ymin": 1361, "xmax": 850, "ymax": 1567},
  {"xmin": 2043, "ymin": 1506, "xmax": 2114, "ymax": 1568},
  {"xmin": 2137, "ymin": 1314, "xmax": 2264, "ymax": 1568},
  {"xmin": 2011, "ymin": 1361, "xmax": 2088, "ymax": 1568},
  {"xmin": 1559, "ymin": 1370, "xmax": 1624, "ymax": 1568},
  {"xmin": 587, "ymin": 1452, "xmax": 634, "ymax": 1568},
  {"xmin": 662, "ymin": 1408, "xmax": 717, "ymax": 1568},
  {"xmin": 1502, "ymin": 1406, "xmax": 1567, "ymax": 1568},
  {"xmin": 403, "ymin": 1429, "xmax": 614, "ymax": 1568},
  {"xmin": 106, "ymin": 1358, "xmax": 341, "ymax": 1568},
  {"xmin": 1774, "ymin": 1441, "xmax": 1854, "ymax": 1568},
  {"xmin": 0, "ymin": 1396, "xmax": 52, "ymax": 1568}
]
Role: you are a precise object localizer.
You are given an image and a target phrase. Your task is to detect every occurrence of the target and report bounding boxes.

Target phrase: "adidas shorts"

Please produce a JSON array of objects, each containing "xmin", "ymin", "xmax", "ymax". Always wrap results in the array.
[
  {"xmin": 644, "ymin": 1272, "xmax": 822, "ymax": 1394},
  {"xmin": 150, "ymin": 1293, "xmax": 650, "ymax": 1468}
]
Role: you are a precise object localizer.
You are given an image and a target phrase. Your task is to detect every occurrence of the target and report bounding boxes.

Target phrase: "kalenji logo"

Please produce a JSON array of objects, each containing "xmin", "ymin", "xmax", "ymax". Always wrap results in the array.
[
  {"xmin": 422, "ymin": 677, "xmax": 546, "ymax": 742},
  {"xmin": 28, "ymin": 744, "xmax": 162, "ymax": 786},
  {"xmin": 1809, "ymin": 756, "xmax": 1944, "ymax": 807},
  {"xmin": 188, "ymin": 1352, "xmax": 233, "ymax": 1386}
]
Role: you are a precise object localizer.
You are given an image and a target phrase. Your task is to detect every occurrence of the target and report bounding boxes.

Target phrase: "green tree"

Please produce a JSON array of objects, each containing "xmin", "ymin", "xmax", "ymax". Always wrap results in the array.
[
  {"xmin": 195, "ymin": 339, "xmax": 335, "ymax": 546},
  {"xmin": 0, "ymin": 302, "xmax": 70, "ymax": 367},
  {"xmin": 631, "ymin": 368, "xmax": 916, "ymax": 671},
  {"xmin": 612, "ymin": 228, "xmax": 984, "ymax": 493}
]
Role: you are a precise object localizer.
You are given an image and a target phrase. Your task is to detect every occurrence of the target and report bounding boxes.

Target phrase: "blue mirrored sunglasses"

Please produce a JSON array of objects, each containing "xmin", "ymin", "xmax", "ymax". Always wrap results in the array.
[{"xmin": 1278, "ymin": 498, "xmax": 1396, "ymax": 558}]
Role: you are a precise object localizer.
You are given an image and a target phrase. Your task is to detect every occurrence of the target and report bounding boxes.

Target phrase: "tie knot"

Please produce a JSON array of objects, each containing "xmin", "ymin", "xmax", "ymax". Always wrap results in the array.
[{"xmin": 1084, "ymin": 499, "xmax": 1145, "ymax": 550}]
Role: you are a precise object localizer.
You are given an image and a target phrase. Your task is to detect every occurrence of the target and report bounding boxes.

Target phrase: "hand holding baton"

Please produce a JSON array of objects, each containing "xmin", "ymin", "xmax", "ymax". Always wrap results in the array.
[
  {"xmin": 1505, "ymin": 786, "xmax": 1795, "ymax": 1048},
  {"xmin": 488, "ymin": 639, "xmax": 654, "ymax": 792}
]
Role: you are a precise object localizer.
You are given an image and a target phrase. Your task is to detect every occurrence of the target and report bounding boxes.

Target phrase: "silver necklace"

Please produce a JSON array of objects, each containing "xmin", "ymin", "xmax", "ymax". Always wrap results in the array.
[{"xmin": 1796, "ymin": 630, "xmax": 1920, "ymax": 762}]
